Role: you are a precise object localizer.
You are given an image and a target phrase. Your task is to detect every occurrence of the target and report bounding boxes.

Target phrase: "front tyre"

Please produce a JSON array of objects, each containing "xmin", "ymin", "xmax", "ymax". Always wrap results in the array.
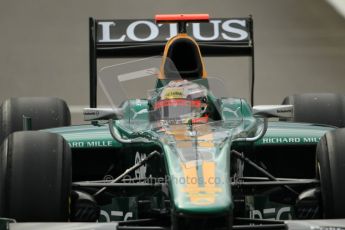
[
  {"xmin": 0, "ymin": 131, "xmax": 72, "ymax": 221},
  {"xmin": 316, "ymin": 128, "xmax": 345, "ymax": 218},
  {"xmin": 0, "ymin": 97, "xmax": 71, "ymax": 143}
]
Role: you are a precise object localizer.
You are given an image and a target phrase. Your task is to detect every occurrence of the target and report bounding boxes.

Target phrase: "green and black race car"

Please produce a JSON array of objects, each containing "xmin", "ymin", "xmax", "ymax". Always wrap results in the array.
[{"xmin": 1, "ymin": 14, "xmax": 345, "ymax": 230}]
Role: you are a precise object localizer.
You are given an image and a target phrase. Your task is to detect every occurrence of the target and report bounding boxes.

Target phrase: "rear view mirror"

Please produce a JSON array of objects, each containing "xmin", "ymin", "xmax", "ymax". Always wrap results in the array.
[
  {"xmin": 83, "ymin": 108, "xmax": 124, "ymax": 121},
  {"xmin": 252, "ymin": 105, "xmax": 294, "ymax": 119}
]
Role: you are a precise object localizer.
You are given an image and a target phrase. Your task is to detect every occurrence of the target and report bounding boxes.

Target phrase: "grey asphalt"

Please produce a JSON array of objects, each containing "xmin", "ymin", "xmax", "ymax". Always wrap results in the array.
[
  {"xmin": 8, "ymin": 219, "xmax": 345, "ymax": 230},
  {"xmin": 0, "ymin": 0, "xmax": 344, "ymax": 123}
]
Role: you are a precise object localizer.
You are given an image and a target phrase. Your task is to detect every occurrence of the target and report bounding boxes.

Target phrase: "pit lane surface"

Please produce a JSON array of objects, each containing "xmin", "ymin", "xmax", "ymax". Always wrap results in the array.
[
  {"xmin": 0, "ymin": 0, "xmax": 344, "ymax": 124},
  {"xmin": 6, "ymin": 219, "xmax": 345, "ymax": 230}
]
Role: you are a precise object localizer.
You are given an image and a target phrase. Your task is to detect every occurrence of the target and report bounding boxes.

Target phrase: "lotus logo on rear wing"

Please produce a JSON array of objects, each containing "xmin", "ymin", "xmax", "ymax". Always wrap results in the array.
[
  {"xmin": 96, "ymin": 19, "xmax": 251, "ymax": 43},
  {"xmin": 89, "ymin": 16, "xmax": 254, "ymax": 109}
]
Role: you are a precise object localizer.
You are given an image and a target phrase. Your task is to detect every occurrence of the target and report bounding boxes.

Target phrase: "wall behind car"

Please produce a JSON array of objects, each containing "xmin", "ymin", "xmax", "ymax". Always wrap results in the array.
[{"xmin": 0, "ymin": 0, "xmax": 344, "ymax": 123}]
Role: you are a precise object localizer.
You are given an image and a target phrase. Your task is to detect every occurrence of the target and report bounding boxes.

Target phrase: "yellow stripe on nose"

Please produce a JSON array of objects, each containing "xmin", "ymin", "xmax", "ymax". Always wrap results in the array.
[
  {"xmin": 181, "ymin": 161, "xmax": 222, "ymax": 206},
  {"xmin": 181, "ymin": 162, "xmax": 199, "ymax": 192},
  {"xmin": 198, "ymin": 133, "xmax": 215, "ymax": 148},
  {"xmin": 203, "ymin": 161, "xmax": 216, "ymax": 188}
]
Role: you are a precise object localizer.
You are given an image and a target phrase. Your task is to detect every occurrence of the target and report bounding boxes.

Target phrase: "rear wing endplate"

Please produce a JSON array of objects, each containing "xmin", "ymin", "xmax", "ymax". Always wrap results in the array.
[{"xmin": 89, "ymin": 17, "xmax": 255, "ymax": 108}]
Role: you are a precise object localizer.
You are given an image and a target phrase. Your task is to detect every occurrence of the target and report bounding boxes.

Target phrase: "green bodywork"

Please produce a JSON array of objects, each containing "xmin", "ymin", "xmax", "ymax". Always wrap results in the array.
[
  {"xmin": 47, "ymin": 121, "xmax": 334, "ymax": 149},
  {"xmin": 45, "ymin": 79, "xmax": 334, "ymax": 221}
]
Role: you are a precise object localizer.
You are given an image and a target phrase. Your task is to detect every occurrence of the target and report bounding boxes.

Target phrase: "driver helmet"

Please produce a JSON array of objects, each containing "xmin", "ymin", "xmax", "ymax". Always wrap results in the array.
[{"xmin": 151, "ymin": 80, "xmax": 209, "ymax": 124}]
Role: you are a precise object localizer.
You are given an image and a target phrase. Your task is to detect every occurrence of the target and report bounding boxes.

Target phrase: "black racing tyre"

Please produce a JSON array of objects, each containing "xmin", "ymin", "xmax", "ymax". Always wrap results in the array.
[
  {"xmin": 0, "ymin": 131, "xmax": 72, "ymax": 221},
  {"xmin": 282, "ymin": 93, "xmax": 345, "ymax": 127},
  {"xmin": 316, "ymin": 128, "xmax": 345, "ymax": 218},
  {"xmin": 0, "ymin": 97, "xmax": 71, "ymax": 143}
]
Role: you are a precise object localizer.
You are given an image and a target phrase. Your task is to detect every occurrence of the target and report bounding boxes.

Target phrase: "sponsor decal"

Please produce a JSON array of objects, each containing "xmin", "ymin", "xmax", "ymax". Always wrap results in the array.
[
  {"xmin": 250, "ymin": 207, "xmax": 291, "ymax": 220},
  {"xmin": 69, "ymin": 140, "xmax": 113, "ymax": 148},
  {"xmin": 259, "ymin": 137, "xmax": 321, "ymax": 144},
  {"xmin": 97, "ymin": 19, "xmax": 250, "ymax": 43},
  {"xmin": 100, "ymin": 210, "xmax": 133, "ymax": 222},
  {"xmin": 161, "ymin": 88, "xmax": 184, "ymax": 99},
  {"xmin": 83, "ymin": 111, "xmax": 99, "ymax": 116},
  {"xmin": 246, "ymin": 196, "xmax": 293, "ymax": 220},
  {"xmin": 262, "ymin": 137, "xmax": 301, "ymax": 144},
  {"xmin": 99, "ymin": 197, "xmax": 137, "ymax": 222},
  {"xmin": 134, "ymin": 152, "xmax": 147, "ymax": 179},
  {"xmin": 277, "ymin": 109, "xmax": 292, "ymax": 113}
]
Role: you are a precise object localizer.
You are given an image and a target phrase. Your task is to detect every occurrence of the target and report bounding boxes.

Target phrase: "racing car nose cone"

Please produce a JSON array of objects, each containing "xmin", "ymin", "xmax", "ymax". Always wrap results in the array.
[{"xmin": 164, "ymin": 138, "xmax": 233, "ymax": 215}]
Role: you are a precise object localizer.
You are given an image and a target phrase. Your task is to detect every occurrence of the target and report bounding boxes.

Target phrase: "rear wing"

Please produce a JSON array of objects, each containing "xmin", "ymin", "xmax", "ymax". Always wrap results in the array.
[{"xmin": 89, "ymin": 16, "xmax": 255, "ymax": 108}]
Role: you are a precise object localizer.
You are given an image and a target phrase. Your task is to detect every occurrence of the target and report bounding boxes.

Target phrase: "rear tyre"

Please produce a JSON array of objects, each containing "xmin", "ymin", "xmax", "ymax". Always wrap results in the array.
[
  {"xmin": 282, "ymin": 93, "xmax": 345, "ymax": 127},
  {"xmin": 0, "ymin": 97, "xmax": 71, "ymax": 143},
  {"xmin": 316, "ymin": 128, "xmax": 345, "ymax": 218},
  {"xmin": 0, "ymin": 131, "xmax": 72, "ymax": 221}
]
